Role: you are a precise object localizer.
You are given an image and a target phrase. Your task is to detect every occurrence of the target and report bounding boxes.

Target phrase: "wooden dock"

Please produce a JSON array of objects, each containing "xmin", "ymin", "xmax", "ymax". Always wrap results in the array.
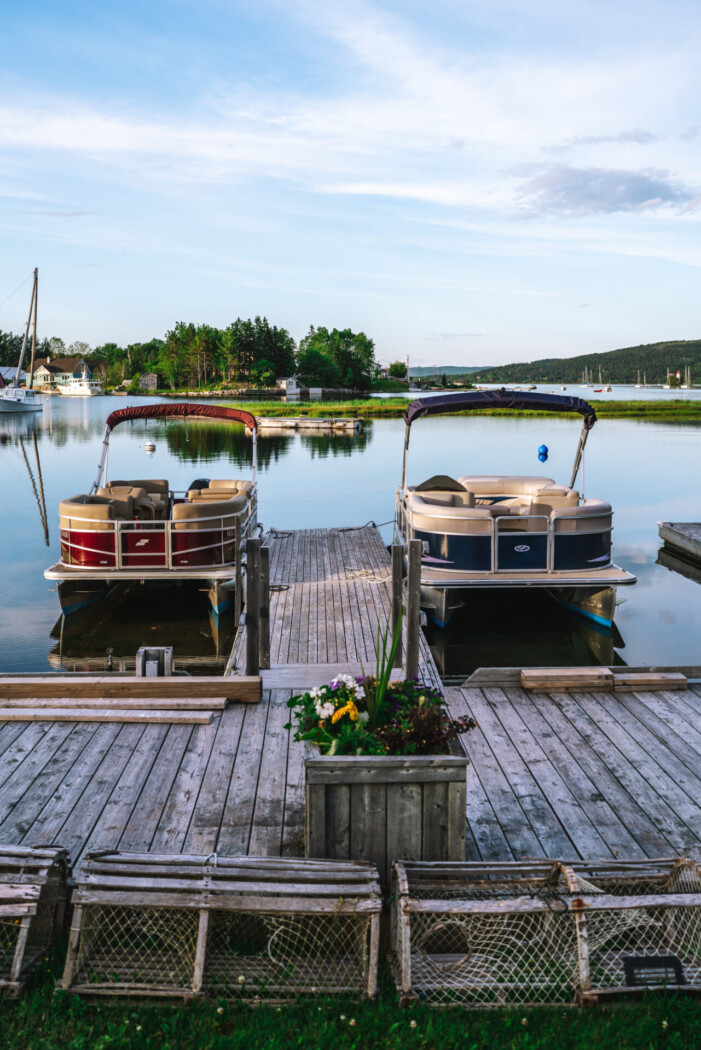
[
  {"xmin": 228, "ymin": 526, "xmax": 442, "ymax": 692},
  {"xmin": 0, "ymin": 527, "xmax": 698, "ymax": 871}
]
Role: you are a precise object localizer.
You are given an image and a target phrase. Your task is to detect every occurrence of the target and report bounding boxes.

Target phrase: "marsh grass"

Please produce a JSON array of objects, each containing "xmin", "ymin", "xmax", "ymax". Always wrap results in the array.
[{"xmin": 216, "ymin": 398, "xmax": 701, "ymax": 423}]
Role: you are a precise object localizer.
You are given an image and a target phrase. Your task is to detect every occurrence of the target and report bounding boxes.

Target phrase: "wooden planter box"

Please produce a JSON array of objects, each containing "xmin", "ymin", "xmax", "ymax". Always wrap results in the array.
[{"xmin": 305, "ymin": 755, "xmax": 468, "ymax": 891}]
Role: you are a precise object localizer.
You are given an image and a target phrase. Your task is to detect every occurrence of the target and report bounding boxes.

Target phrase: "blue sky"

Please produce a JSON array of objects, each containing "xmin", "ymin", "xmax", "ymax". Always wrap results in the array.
[{"xmin": 1, "ymin": 0, "xmax": 700, "ymax": 366}]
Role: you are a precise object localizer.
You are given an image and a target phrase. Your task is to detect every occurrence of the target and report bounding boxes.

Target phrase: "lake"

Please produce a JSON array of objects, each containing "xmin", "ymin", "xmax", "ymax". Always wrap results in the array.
[{"xmin": 2, "ymin": 394, "xmax": 700, "ymax": 676}]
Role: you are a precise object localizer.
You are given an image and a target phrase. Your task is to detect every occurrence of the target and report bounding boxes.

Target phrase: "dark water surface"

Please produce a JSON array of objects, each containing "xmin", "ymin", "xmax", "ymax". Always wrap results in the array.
[{"xmin": 1, "ymin": 395, "xmax": 700, "ymax": 676}]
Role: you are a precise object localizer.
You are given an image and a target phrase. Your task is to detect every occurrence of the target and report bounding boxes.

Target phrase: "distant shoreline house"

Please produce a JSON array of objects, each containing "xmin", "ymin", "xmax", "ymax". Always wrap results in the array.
[
  {"xmin": 32, "ymin": 357, "xmax": 105, "ymax": 390},
  {"xmin": 139, "ymin": 372, "xmax": 159, "ymax": 390},
  {"xmin": 275, "ymin": 377, "xmax": 303, "ymax": 395}
]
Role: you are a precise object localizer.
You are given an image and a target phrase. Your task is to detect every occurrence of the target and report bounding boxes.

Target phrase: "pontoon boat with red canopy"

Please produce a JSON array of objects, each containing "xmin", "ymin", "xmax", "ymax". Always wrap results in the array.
[
  {"xmin": 395, "ymin": 389, "xmax": 636, "ymax": 628},
  {"xmin": 44, "ymin": 402, "xmax": 259, "ymax": 615}
]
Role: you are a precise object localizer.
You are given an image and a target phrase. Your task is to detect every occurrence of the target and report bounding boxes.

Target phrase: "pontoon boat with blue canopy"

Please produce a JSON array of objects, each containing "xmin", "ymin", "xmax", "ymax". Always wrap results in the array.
[{"xmin": 395, "ymin": 389, "xmax": 636, "ymax": 628}]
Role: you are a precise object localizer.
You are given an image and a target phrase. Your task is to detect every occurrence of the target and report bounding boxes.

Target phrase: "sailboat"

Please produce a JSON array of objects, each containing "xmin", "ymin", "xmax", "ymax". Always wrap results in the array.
[
  {"xmin": 0, "ymin": 269, "xmax": 43, "ymax": 413},
  {"xmin": 681, "ymin": 365, "xmax": 692, "ymax": 389}
]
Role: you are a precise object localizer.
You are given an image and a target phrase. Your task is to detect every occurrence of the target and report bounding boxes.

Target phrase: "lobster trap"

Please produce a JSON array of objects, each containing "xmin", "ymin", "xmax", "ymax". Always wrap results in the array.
[
  {"xmin": 60, "ymin": 852, "xmax": 381, "ymax": 1001},
  {"xmin": 0, "ymin": 846, "xmax": 68, "ymax": 997},
  {"xmin": 391, "ymin": 858, "xmax": 701, "ymax": 1007}
]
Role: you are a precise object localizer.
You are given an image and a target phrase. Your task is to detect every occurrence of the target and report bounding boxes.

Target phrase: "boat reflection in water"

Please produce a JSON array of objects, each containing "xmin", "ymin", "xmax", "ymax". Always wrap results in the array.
[
  {"xmin": 425, "ymin": 590, "xmax": 626, "ymax": 681},
  {"xmin": 49, "ymin": 580, "xmax": 235, "ymax": 673}
]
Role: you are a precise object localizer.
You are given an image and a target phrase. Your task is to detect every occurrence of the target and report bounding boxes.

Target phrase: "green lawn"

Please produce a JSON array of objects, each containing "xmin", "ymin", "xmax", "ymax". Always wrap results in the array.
[
  {"xmin": 216, "ymin": 398, "xmax": 701, "ymax": 423},
  {"xmin": 3, "ymin": 964, "xmax": 700, "ymax": 1050}
]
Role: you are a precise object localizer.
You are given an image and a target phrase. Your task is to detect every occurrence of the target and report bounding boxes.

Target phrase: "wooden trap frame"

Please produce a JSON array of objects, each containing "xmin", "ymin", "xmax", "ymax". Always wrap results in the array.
[
  {"xmin": 0, "ymin": 846, "xmax": 68, "ymax": 997},
  {"xmin": 59, "ymin": 852, "xmax": 382, "ymax": 1001},
  {"xmin": 391, "ymin": 858, "xmax": 701, "ymax": 1007}
]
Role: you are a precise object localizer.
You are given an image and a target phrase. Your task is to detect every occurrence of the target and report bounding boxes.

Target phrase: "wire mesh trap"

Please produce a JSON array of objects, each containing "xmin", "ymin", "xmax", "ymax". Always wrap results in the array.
[
  {"xmin": 59, "ymin": 852, "xmax": 382, "ymax": 1001},
  {"xmin": 0, "ymin": 846, "xmax": 68, "ymax": 997},
  {"xmin": 391, "ymin": 858, "xmax": 701, "ymax": 1007}
]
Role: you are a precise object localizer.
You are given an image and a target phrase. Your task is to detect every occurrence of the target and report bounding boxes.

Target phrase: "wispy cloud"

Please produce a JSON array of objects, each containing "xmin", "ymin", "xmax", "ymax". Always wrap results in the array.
[{"xmin": 516, "ymin": 164, "xmax": 700, "ymax": 217}]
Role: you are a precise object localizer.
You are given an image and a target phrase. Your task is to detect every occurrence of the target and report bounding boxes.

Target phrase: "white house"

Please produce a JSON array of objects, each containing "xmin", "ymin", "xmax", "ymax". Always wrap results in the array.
[{"xmin": 275, "ymin": 377, "xmax": 302, "ymax": 394}]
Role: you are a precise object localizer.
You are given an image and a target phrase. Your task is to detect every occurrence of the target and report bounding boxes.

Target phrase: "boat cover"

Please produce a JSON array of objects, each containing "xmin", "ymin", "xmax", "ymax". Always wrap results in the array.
[
  {"xmin": 105, "ymin": 402, "xmax": 257, "ymax": 432},
  {"xmin": 404, "ymin": 389, "xmax": 597, "ymax": 429}
]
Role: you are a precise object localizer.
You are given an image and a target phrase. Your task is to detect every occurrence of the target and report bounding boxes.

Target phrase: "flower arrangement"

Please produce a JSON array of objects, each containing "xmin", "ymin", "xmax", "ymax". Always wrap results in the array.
[
  {"xmin": 286, "ymin": 613, "xmax": 475, "ymax": 756},
  {"xmin": 285, "ymin": 674, "xmax": 475, "ymax": 757}
]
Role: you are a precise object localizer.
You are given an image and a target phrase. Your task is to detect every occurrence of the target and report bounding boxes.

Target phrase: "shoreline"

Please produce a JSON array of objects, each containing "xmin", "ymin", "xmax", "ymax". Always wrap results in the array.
[{"xmin": 209, "ymin": 397, "xmax": 701, "ymax": 422}]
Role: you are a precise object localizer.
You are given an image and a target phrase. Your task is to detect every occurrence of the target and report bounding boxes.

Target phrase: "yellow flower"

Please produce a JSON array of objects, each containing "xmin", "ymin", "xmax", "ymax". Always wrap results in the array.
[{"xmin": 331, "ymin": 700, "xmax": 359, "ymax": 724}]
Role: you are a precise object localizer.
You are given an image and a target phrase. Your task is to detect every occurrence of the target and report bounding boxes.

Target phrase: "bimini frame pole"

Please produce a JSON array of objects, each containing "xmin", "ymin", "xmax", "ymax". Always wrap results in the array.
[
  {"xmin": 251, "ymin": 427, "xmax": 258, "ymax": 487},
  {"xmin": 401, "ymin": 423, "xmax": 411, "ymax": 491},
  {"xmin": 92, "ymin": 425, "xmax": 112, "ymax": 493},
  {"xmin": 569, "ymin": 420, "xmax": 591, "ymax": 491}
]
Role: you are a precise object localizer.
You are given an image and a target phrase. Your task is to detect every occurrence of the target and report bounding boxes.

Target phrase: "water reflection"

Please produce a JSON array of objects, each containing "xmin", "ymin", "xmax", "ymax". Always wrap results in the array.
[
  {"xmin": 426, "ymin": 590, "xmax": 626, "ymax": 678},
  {"xmin": 2, "ymin": 396, "xmax": 701, "ymax": 674},
  {"xmin": 49, "ymin": 582, "xmax": 235, "ymax": 673}
]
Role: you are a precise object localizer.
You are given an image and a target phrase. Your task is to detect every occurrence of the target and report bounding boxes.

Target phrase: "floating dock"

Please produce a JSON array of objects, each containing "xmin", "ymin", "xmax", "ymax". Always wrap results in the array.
[
  {"xmin": 659, "ymin": 521, "xmax": 701, "ymax": 566},
  {"xmin": 245, "ymin": 417, "xmax": 362, "ymax": 432}
]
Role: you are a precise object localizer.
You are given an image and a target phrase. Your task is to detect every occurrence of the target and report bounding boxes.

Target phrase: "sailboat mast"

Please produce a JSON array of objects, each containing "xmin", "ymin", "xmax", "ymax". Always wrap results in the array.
[
  {"xmin": 28, "ymin": 268, "xmax": 38, "ymax": 390},
  {"xmin": 15, "ymin": 269, "xmax": 37, "ymax": 386}
]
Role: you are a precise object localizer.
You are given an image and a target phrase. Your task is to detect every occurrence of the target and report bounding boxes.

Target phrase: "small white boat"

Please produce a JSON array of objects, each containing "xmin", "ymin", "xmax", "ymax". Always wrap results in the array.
[
  {"xmin": 0, "ymin": 268, "xmax": 43, "ymax": 414},
  {"xmin": 57, "ymin": 366, "xmax": 104, "ymax": 396}
]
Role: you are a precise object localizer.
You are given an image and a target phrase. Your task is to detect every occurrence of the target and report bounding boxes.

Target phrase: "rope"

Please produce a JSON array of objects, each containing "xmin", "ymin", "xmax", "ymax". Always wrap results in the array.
[{"xmin": 339, "ymin": 518, "xmax": 395, "ymax": 532}]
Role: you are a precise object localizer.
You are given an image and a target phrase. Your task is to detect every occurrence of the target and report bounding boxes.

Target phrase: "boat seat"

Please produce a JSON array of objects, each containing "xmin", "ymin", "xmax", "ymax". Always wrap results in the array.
[
  {"xmin": 172, "ymin": 494, "xmax": 249, "ymax": 529},
  {"xmin": 405, "ymin": 492, "xmax": 493, "ymax": 535},
  {"xmin": 551, "ymin": 498, "xmax": 612, "ymax": 533},
  {"xmin": 408, "ymin": 489, "xmax": 475, "ymax": 508},
  {"xmin": 59, "ymin": 495, "xmax": 129, "ymax": 531},
  {"xmin": 106, "ymin": 479, "xmax": 169, "ymax": 519},
  {"xmin": 208, "ymin": 479, "xmax": 253, "ymax": 493},
  {"xmin": 458, "ymin": 475, "xmax": 556, "ymax": 496},
  {"xmin": 98, "ymin": 486, "xmax": 157, "ymax": 520}
]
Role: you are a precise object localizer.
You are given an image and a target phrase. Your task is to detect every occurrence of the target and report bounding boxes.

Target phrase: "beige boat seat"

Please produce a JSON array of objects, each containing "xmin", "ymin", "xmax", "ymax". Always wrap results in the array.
[
  {"xmin": 106, "ymin": 479, "xmax": 169, "ymax": 518},
  {"xmin": 172, "ymin": 494, "xmax": 249, "ymax": 529},
  {"xmin": 59, "ymin": 494, "xmax": 129, "ymax": 531},
  {"xmin": 551, "ymin": 498, "xmax": 612, "ymax": 533},
  {"xmin": 97, "ymin": 485, "xmax": 155, "ymax": 520},
  {"xmin": 405, "ymin": 492, "xmax": 494, "ymax": 535},
  {"xmin": 188, "ymin": 479, "xmax": 253, "ymax": 501}
]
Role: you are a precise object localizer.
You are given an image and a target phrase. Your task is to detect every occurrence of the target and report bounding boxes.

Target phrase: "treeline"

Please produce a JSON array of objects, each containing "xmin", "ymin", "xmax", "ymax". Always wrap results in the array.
[
  {"xmin": 473, "ymin": 340, "xmax": 701, "ymax": 385},
  {"xmin": 0, "ymin": 319, "xmax": 377, "ymax": 391}
]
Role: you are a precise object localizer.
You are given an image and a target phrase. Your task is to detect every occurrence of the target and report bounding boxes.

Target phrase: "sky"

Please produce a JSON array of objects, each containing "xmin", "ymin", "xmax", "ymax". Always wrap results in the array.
[{"xmin": 1, "ymin": 0, "xmax": 700, "ymax": 367}]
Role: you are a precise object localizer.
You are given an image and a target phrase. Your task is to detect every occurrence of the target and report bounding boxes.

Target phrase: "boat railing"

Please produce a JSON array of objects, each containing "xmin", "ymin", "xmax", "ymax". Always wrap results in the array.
[
  {"xmin": 395, "ymin": 489, "xmax": 613, "ymax": 573},
  {"xmin": 58, "ymin": 495, "xmax": 256, "ymax": 571}
]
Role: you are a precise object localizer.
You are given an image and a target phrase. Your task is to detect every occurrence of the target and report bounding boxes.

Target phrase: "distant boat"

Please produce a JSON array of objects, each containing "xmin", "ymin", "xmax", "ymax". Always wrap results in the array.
[
  {"xmin": 594, "ymin": 388, "xmax": 603, "ymax": 393},
  {"xmin": 0, "ymin": 268, "xmax": 44, "ymax": 414},
  {"xmin": 606, "ymin": 384, "xmax": 612, "ymax": 392},
  {"xmin": 57, "ymin": 365, "xmax": 104, "ymax": 397},
  {"xmin": 635, "ymin": 370, "xmax": 641, "ymax": 389}
]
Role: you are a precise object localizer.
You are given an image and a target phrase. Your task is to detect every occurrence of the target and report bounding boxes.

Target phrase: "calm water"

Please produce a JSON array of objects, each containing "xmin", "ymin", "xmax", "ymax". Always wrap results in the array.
[{"xmin": 2, "ymin": 394, "xmax": 701, "ymax": 675}]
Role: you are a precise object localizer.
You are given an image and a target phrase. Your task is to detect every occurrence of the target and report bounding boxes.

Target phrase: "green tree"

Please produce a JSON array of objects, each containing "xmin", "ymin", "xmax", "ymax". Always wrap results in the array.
[
  {"xmin": 297, "ymin": 326, "xmax": 375, "ymax": 390},
  {"xmin": 296, "ymin": 346, "xmax": 342, "ymax": 387},
  {"xmin": 388, "ymin": 360, "xmax": 407, "ymax": 379}
]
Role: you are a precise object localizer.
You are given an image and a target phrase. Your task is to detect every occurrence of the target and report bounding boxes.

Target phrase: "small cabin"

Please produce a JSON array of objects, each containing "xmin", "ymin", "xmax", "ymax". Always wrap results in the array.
[
  {"xmin": 275, "ymin": 377, "xmax": 301, "ymax": 394},
  {"xmin": 139, "ymin": 373, "xmax": 159, "ymax": 390}
]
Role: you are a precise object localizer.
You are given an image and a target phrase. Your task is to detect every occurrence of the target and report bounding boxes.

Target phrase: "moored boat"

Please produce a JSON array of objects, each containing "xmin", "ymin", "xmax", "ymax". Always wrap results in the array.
[
  {"xmin": 44, "ymin": 402, "xmax": 259, "ymax": 616},
  {"xmin": 394, "ymin": 389, "xmax": 636, "ymax": 628},
  {"xmin": 0, "ymin": 268, "xmax": 43, "ymax": 414}
]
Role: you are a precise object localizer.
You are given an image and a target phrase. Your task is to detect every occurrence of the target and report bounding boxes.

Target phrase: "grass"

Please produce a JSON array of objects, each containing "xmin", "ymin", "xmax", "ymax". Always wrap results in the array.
[
  {"xmin": 4, "ymin": 961, "xmax": 701, "ymax": 1050},
  {"xmin": 212, "ymin": 398, "xmax": 701, "ymax": 423}
]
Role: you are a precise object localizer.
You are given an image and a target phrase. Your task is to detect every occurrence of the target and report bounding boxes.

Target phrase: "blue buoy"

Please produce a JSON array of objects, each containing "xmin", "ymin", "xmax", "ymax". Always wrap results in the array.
[
  {"xmin": 538, "ymin": 444, "xmax": 548, "ymax": 455},
  {"xmin": 538, "ymin": 451, "xmax": 548, "ymax": 462}
]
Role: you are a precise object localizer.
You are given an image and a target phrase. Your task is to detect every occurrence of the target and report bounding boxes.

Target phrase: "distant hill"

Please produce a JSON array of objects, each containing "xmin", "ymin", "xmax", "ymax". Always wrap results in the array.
[
  {"xmin": 470, "ymin": 340, "xmax": 701, "ymax": 385},
  {"xmin": 409, "ymin": 365, "xmax": 484, "ymax": 377}
]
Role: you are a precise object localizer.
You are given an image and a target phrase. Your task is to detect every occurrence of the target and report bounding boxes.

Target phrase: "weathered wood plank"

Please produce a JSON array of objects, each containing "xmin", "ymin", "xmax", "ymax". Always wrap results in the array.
[
  {"xmin": 0, "ymin": 708, "xmax": 214, "ymax": 724},
  {"xmin": 183, "ymin": 705, "xmax": 246, "ymax": 855},
  {"xmin": 0, "ymin": 677, "xmax": 261, "ymax": 702},
  {"xmin": 248, "ymin": 691, "xmax": 290, "ymax": 856}
]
